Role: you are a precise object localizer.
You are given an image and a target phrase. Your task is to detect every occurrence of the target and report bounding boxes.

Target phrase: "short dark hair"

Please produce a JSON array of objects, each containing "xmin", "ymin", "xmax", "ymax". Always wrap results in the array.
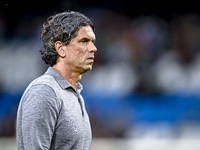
[{"xmin": 40, "ymin": 11, "xmax": 94, "ymax": 66}]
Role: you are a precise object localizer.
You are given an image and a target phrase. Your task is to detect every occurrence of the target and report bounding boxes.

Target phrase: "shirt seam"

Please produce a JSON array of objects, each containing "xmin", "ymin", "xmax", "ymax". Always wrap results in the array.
[{"xmin": 22, "ymin": 83, "xmax": 60, "ymax": 116}]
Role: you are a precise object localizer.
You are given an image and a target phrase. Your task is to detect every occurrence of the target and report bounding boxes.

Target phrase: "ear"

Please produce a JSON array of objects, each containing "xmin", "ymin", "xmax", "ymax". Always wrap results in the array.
[{"xmin": 55, "ymin": 41, "xmax": 66, "ymax": 58}]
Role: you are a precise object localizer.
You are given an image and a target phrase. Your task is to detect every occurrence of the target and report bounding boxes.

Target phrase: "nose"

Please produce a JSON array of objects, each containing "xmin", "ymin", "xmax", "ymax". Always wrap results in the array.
[{"xmin": 88, "ymin": 42, "xmax": 97, "ymax": 53}]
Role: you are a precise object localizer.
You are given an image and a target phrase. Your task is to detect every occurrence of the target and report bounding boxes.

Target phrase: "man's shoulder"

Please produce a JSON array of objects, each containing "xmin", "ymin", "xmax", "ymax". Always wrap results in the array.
[
  {"xmin": 32, "ymin": 73, "xmax": 55, "ymax": 85},
  {"xmin": 26, "ymin": 74, "xmax": 57, "ymax": 92}
]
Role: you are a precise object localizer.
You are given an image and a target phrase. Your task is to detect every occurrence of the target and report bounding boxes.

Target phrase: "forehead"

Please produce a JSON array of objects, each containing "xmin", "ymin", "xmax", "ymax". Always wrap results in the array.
[{"xmin": 76, "ymin": 26, "xmax": 96, "ymax": 39}]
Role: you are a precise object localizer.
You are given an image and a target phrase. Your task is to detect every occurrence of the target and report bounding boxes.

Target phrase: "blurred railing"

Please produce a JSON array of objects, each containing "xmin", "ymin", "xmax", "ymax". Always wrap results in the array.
[{"xmin": 1, "ymin": 137, "xmax": 200, "ymax": 150}]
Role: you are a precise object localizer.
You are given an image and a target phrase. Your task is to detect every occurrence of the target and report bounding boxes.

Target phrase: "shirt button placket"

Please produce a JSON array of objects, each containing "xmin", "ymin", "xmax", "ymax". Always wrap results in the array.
[{"xmin": 76, "ymin": 92, "xmax": 84, "ymax": 117}]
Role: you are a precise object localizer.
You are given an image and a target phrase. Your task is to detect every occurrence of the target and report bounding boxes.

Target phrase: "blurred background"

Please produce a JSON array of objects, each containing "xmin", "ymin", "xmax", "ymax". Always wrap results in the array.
[{"xmin": 0, "ymin": 0, "xmax": 200, "ymax": 149}]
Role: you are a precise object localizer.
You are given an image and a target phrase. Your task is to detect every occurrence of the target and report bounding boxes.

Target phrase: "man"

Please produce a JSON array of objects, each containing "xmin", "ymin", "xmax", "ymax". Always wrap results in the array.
[{"xmin": 16, "ymin": 11, "xmax": 97, "ymax": 150}]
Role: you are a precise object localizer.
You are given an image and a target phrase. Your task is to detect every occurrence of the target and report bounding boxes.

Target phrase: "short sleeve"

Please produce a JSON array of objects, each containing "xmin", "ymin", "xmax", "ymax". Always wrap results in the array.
[{"xmin": 21, "ymin": 84, "xmax": 59, "ymax": 150}]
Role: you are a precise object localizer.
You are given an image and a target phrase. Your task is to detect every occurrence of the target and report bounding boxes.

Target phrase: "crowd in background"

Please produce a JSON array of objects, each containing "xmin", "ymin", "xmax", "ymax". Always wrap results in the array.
[{"xmin": 0, "ymin": 8, "xmax": 200, "ymax": 138}]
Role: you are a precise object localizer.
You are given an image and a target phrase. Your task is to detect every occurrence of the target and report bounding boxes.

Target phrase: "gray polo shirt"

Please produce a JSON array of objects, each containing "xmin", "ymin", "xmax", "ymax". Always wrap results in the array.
[{"xmin": 17, "ymin": 67, "xmax": 92, "ymax": 150}]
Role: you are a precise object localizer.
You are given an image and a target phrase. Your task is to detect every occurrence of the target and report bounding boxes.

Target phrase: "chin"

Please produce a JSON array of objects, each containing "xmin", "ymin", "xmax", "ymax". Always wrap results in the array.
[
  {"xmin": 85, "ymin": 66, "xmax": 92, "ymax": 72},
  {"xmin": 80, "ymin": 65, "xmax": 92, "ymax": 74}
]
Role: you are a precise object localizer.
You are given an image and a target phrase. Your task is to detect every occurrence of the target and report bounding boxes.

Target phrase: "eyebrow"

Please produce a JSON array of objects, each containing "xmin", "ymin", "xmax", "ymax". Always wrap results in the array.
[{"xmin": 80, "ymin": 37, "xmax": 96, "ymax": 42}]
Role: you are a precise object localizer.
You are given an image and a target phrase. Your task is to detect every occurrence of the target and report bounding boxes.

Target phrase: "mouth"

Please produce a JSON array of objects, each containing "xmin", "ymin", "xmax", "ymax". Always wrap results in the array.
[{"xmin": 87, "ymin": 56, "xmax": 94, "ymax": 62}]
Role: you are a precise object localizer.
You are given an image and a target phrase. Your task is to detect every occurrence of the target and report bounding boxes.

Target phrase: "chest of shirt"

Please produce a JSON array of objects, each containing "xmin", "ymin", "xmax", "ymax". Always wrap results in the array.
[{"xmin": 53, "ymin": 89, "xmax": 91, "ymax": 142}]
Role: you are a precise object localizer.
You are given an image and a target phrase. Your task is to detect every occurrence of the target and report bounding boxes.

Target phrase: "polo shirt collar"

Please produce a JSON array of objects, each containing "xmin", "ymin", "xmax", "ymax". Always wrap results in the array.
[{"xmin": 45, "ymin": 67, "xmax": 83, "ymax": 93}]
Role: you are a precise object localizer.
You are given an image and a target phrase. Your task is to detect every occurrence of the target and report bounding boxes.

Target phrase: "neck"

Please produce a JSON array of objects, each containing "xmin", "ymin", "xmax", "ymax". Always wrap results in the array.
[{"xmin": 53, "ymin": 64, "xmax": 82, "ymax": 90}]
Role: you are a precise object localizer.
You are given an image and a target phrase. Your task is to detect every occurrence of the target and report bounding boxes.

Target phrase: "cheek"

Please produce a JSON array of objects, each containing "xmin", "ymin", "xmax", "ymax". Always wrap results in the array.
[
  {"xmin": 77, "ymin": 52, "xmax": 87, "ymax": 62},
  {"xmin": 66, "ymin": 44, "xmax": 87, "ymax": 62},
  {"xmin": 76, "ymin": 47, "xmax": 88, "ymax": 59}
]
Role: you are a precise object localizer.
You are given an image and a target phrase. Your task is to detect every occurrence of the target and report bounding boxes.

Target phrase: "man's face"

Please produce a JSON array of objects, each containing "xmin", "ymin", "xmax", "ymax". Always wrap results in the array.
[{"xmin": 63, "ymin": 26, "xmax": 97, "ymax": 74}]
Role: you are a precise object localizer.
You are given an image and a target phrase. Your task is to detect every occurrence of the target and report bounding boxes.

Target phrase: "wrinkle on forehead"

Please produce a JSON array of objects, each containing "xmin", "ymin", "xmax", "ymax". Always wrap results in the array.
[
  {"xmin": 78, "ymin": 26, "xmax": 96, "ymax": 40},
  {"xmin": 68, "ymin": 26, "xmax": 96, "ymax": 45}
]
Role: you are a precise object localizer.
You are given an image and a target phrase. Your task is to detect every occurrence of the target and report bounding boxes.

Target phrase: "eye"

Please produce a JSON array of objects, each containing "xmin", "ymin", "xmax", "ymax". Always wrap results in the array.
[
  {"xmin": 81, "ymin": 38, "xmax": 89, "ymax": 43},
  {"xmin": 80, "ymin": 38, "xmax": 96, "ymax": 44}
]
